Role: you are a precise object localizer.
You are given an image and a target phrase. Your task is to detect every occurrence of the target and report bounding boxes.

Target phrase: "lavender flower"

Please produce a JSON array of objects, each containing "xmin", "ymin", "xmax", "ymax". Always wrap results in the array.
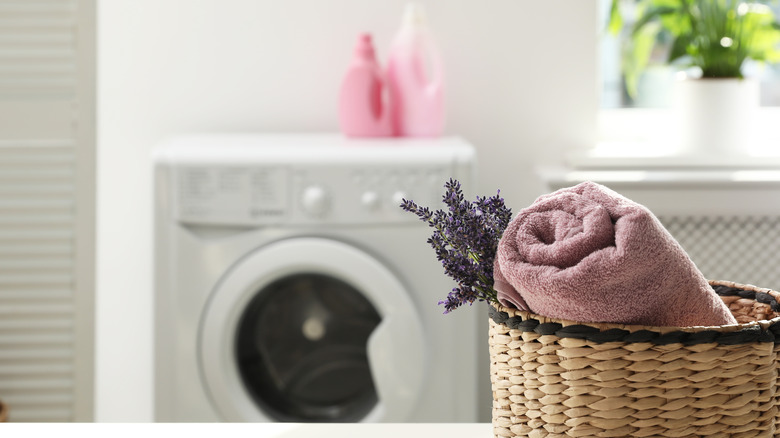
[{"xmin": 400, "ymin": 179, "xmax": 512, "ymax": 313}]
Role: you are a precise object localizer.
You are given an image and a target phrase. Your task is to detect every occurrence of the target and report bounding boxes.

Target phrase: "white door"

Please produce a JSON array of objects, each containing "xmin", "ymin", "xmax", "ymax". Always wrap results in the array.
[{"xmin": 199, "ymin": 238, "xmax": 426, "ymax": 422}]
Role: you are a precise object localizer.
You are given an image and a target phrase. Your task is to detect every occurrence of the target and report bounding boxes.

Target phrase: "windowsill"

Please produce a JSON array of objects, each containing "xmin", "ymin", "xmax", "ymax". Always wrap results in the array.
[
  {"xmin": 536, "ymin": 107, "xmax": 780, "ymax": 190},
  {"xmin": 568, "ymin": 146, "xmax": 780, "ymax": 170},
  {"xmin": 589, "ymin": 107, "xmax": 780, "ymax": 169}
]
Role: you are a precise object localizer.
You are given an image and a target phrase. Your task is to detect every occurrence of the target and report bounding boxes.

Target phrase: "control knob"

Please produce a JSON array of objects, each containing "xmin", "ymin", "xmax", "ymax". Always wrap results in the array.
[
  {"xmin": 301, "ymin": 185, "xmax": 329, "ymax": 217},
  {"xmin": 391, "ymin": 191, "xmax": 408, "ymax": 207},
  {"xmin": 361, "ymin": 191, "xmax": 380, "ymax": 211}
]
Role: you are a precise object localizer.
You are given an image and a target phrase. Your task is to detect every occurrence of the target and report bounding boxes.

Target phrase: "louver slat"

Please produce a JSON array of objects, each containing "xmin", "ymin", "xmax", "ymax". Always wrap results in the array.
[{"xmin": 0, "ymin": 317, "xmax": 73, "ymax": 331}]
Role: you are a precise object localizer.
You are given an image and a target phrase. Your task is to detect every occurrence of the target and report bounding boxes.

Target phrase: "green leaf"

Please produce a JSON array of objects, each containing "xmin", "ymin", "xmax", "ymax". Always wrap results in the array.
[
  {"xmin": 742, "ymin": 6, "xmax": 780, "ymax": 63},
  {"xmin": 658, "ymin": 4, "xmax": 691, "ymax": 35},
  {"xmin": 667, "ymin": 34, "xmax": 692, "ymax": 63},
  {"xmin": 650, "ymin": 0, "xmax": 682, "ymax": 7},
  {"xmin": 608, "ymin": 0, "xmax": 623, "ymax": 35},
  {"xmin": 631, "ymin": 5, "xmax": 680, "ymax": 37}
]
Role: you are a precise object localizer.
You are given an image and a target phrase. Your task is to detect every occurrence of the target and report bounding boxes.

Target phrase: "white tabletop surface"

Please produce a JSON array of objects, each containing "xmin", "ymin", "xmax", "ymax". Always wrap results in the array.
[
  {"xmin": 3, "ymin": 423, "xmax": 494, "ymax": 438},
  {"xmin": 259, "ymin": 423, "xmax": 492, "ymax": 437}
]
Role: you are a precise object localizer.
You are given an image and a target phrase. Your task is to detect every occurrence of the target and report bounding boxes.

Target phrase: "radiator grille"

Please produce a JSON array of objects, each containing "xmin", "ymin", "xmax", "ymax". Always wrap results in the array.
[{"xmin": 660, "ymin": 216, "xmax": 780, "ymax": 292}]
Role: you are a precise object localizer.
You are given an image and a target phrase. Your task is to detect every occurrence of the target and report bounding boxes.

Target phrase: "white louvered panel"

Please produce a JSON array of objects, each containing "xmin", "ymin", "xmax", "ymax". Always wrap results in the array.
[
  {"xmin": 0, "ymin": 140, "xmax": 79, "ymax": 422},
  {"xmin": 0, "ymin": 332, "xmax": 73, "ymax": 346},
  {"xmin": 0, "ymin": 230, "xmax": 73, "ymax": 240},
  {"xmin": 0, "ymin": 0, "xmax": 76, "ymax": 97},
  {"xmin": 0, "ymin": 214, "xmax": 72, "ymax": 225},
  {"xmin": 0, "ymin": 316, "xmax": 73, "ymax": 331},
  {"xmin": 0, "ymin": 363, "xmax": 72, "ymax": 374},
  {"xmin": 2, "ymin": 393, "xmax": 73, "ymax": 408},
  {"xmin": 0, "ymin": 337, "xmax": 75, "ymax": 419},
  {"xmin": 0, "ymin": 145, "xmax": 75, "ymax": 181},
  {"xmin": 0, "ymin": 375, "xmax": 74, "ymax": 421},
  {"xmin": 0, "ymin": 348, "xmax": 73, "ymax": 361},
  {"xmin": 0, "ymin": 168, "xmax": 74, "ymax": 180},
  {"xmin": 0, "ymin": 199, "xmax": 73, "ymax": 210},
  {"xmin": 0, "ymin": 183, "xmax": 74, "ymax": 196},
  {"xmin": 1, "ymin": 392, "xmax": 73, "ymax": 423},
  {"xmin": 1, "ymin": 393, "xmax": 73, "ymax": 419},
  {"xmin": 0, "ymin": 228, "xmax": 74, "ymax": 241},
  {"xmin": 0, "ymin": 139, "xmax": 75, "ymax": 153},
  {"xmin": 0, "ymin": 243, "xmax": 71, "ymax": 257},
  {"xmin": 0, "ymin": 0, "xmax": 94, "ymax": 422},
  {"xmin": 3, "ymin": 408, "xmax": 72, "ymax": 422},
  {"xmin": 0, "ymin": 303, "xmax": 74, "ymax": 316},
  {"xmin": 1, "ymin": 259, "xmax": 72, "ymax": 270}
]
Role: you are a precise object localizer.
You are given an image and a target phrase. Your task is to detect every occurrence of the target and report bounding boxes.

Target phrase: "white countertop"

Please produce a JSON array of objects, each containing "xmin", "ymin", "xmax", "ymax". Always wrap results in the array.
[
  {"xmin": 253, "ymin": 423, "xmax": 492, "ymax": 437},
  {"xmin": 3, "ymin": 423, "xmax": 494, "ymax": 437}
]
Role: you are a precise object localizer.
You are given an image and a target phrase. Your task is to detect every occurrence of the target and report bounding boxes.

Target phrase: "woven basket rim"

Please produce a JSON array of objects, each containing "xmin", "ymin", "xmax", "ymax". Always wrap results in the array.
[{"xmin": 489, "ymin": 280, "xmax": 780, "ymax": 344}]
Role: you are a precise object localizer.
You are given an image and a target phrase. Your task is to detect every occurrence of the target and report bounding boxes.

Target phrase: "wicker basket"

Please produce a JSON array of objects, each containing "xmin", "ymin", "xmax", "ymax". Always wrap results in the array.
[{"xmin": 488, "ymin": 280, "xmax": 780, "ymax": 438}]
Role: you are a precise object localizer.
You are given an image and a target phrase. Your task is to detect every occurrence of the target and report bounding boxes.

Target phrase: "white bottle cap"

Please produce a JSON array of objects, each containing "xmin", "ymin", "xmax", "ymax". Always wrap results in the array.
[{"xmin": 402, "ymin": 2, "xmax": 427, "ymax": 29}]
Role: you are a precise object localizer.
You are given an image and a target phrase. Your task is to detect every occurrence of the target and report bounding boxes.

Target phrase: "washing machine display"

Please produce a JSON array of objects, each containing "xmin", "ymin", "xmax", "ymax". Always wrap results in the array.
[{"xmin": 154, "ymin": 135, "xmax": 482, "ymax": 423}]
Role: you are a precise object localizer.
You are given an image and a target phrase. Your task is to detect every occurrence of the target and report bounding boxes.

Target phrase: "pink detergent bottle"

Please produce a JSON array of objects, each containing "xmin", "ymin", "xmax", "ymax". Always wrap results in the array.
[
  {"xmin": 339, "ymin": 33, "xmax": 393, "ymax": 137},
  {"xmin": 386, "ymin": 3, "xmax": 445, "ymax": 137}
]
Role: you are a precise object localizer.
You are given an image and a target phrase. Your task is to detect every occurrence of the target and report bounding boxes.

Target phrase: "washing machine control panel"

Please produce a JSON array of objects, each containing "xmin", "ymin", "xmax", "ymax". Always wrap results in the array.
[{"xmin": 173, "ymin": 164, "xmax": 459, "ymax": 226}]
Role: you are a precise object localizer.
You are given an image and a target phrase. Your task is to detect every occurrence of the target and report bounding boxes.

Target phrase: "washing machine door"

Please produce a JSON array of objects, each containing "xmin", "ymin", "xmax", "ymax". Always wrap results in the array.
[{"xmin": 199, "ymin": 237, "xmax": 426, "ymax": 422}]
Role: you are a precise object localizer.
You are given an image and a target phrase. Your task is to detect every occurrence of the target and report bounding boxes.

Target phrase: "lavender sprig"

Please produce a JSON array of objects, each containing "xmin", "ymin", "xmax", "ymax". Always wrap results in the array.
[{"xmin": 400, "ymin": 179, "xmax": 512, "ymax": 313}]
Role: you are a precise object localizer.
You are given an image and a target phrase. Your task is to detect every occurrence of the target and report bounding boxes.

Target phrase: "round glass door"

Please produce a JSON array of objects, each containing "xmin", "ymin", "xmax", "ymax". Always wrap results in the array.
[
  {"xmin": 199, "ymin": 237, "xmax": 426, "ymax": 423},
  {"xmin": 235, "ymin": 273, "xmax": 381, "ymax": 422}
]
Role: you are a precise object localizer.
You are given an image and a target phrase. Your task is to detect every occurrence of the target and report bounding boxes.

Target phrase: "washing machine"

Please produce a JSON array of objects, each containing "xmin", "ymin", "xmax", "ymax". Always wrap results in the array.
[{"xmin": 153, "ymin": 134, "xmax": 483, "ymax": 423}]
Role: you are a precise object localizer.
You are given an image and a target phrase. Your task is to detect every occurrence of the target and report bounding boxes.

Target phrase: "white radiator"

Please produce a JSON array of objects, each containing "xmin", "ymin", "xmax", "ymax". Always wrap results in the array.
[{"xmin": 660, "ymin": 215, "xmax": 780, "ymax": 291}]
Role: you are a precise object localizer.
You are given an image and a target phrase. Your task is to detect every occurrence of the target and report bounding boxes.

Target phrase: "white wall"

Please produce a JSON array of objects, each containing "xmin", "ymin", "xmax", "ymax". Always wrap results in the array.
[{"xmin": 97, "ymin": 0, "xmax": 597, "ymax": 422}]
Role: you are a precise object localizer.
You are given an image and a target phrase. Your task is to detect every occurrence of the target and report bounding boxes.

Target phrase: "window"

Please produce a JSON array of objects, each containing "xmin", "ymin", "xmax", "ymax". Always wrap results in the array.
[
  {"xmin": 599, "ymin": 0, "xmax": 780, "ymax": 109},
  {"xmin": 596, "ymin": 0, "xmax": 780, "ymax": 156}
]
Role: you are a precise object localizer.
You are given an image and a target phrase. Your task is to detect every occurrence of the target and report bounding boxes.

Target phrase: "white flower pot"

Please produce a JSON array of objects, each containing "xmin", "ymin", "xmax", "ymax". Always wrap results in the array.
[{"xmin": 674, "ymin": 77, "xmax": 760, "ymax": 156}]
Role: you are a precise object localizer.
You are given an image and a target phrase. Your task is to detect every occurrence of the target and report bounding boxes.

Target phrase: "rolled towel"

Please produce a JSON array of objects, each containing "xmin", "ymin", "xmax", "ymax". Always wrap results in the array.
[{"xmin": 493, "ymin": 181, "xmax": 737, "ymax": 327}]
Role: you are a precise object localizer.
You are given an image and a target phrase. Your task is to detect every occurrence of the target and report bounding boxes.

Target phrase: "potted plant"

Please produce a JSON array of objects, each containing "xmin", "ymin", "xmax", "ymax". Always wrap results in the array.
[{"xmin": 608, "ymin": 0, "xmax": 780, "ymax": 154}]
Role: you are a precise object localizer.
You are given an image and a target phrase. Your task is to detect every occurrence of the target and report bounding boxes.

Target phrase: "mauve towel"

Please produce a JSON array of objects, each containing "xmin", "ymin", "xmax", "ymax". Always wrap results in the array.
[{"xmin": 493, "ymin": 181, "xmax": 737, "ymax": 327}]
